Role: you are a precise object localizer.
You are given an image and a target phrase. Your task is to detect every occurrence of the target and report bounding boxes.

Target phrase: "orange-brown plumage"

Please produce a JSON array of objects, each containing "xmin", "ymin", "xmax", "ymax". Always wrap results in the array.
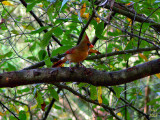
[{"xmin": 52, "ymin": 34, "xmax": 95, "ymax": 68}]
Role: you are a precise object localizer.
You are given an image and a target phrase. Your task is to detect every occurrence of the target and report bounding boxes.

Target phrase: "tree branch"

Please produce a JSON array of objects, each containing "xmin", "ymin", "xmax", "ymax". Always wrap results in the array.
[
  {"xmin": 53, "ymin": 83, "xmax": 121, "ymax": 120},
  {"xmin": 23, "ymin": 47, "xmax": 159, "ymax": 70},
  {"xmin": 0, "ymin": 58, "xmax": 159, "ymax": 88},
  {"xmin": 98, "ymin": 2, "xmax": 160, "ymax": 33},
  {"xmin": 77, "ymin": 11, "xmax": 95, "ymax": 45}
]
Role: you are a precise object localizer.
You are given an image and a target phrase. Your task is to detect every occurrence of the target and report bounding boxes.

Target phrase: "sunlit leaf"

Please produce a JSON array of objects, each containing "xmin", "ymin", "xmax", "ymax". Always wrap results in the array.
[
  {"xmin": 30, "ymin": 104, "xmax": 38, "ymax": 110},
  {"xmin": 94, "ymin": 17, "xmax": 100, "ymax": 23},
  {"xmin": 0, "ymin": 112, "xmax": 4, "ymax": 116},
  {"xmin": 156, "ymin": 73, "xmax": 160, "ymax": 79},
  {"xmin": 22, "ymin": 25, "xmax": 35, "ymax": 30},
  {"xmin": 38, "ymin": 4, "xmax": 43, "ymax": 7},
  {"xmin": 139, "ymin": 53, "xmax": 148, "ymax": 62},
  {"xmin": 35, "ymin": 92, "xmax": 44, "ymax": 108},
  {"xmin": 11, "ymin": 30, "xmax": 19, "ymax": 35},
  {"xmin": 80, "ymin": 3, "xmax": 86, "ymax": 16},
  {"xmin": 2, "ymin": 1, "xmax": 14, "ymax": 6},
  {"xmin": 117, "ymin": 112, "xmax": 122, "ymax": 117},
  {"xmin": 98, "ymin": 86, "xmax": 102, "ymax": 104},
  {"xmin": 115, "ymin": 48, "xmax": 119, "ymax": 51}
]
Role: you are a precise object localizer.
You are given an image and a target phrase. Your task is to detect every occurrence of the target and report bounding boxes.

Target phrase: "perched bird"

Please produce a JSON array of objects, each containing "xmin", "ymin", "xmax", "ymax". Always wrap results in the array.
[{"xmin": 52, "ymin": 34, "xmax": 100, "ymax": 68}]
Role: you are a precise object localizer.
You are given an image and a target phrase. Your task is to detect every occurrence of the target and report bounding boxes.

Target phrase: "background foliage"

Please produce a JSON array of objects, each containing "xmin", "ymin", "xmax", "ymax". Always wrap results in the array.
[{"xmin": 0, "ymin": 0, "xmax": 160, "ymax": 119}]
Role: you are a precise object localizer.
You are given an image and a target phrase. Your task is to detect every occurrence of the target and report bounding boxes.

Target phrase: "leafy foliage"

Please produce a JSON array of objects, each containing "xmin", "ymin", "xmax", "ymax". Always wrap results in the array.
[{"xmin": 0, "ymin": 0, "xmax": 159, "ymax": 119}]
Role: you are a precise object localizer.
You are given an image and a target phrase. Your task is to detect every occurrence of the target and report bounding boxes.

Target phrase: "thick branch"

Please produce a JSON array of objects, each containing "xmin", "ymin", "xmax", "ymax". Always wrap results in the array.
[{"xmin": 0, "ymin": 58, "xmax": 159, "ymax": 88}]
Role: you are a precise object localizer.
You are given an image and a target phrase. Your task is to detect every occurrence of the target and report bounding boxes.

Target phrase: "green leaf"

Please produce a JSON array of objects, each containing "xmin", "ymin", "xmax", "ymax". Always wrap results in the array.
[
  {"xmin": 102, "ymin": 97, "xmax": 109, "ymax": 105},
  {"xmin": 26, "ymin": 1, "xmax": 36, "ymax": 12},
  {"xmin": 95, "ymin": 22, "xmax": 104, "ymax": 38},
  {"xmin": 44, "ymin": 56, "xmax": 52, "ymax": 67},
  {"xmin": 90, "ymin": 85, "xmax": 97, "ymax": 100},
  {"xmin": 40, "ymin": 28, "xmax": 54, "ymax": 48},
  {"xmin": 48, "ymin": 85, "xmax": 59, "ymax": 101},
  {"xmin": 113, "ymin": 86, "xmax": 121, "ymax": 98},
  {"xmin": 53, "ymin": 27, "xmax": 63, "ymax": 36},
  {"xmin": 38, "ymin": 50, "xmax": 47, "ymax": 61},
  {"xmin": 11, "ymin": 30, "xmax": 19, "ymax": 35},
  {"xmin": 19, "ymin": 110, "xmax": 26, "ymax": 120},
  {"xmin": 10, "ymin": 116, "xmax": 17, "ymax": 120},
  {"xmin": 17, "ymin": 87, "xmax": 30, "ymax": 94},
  {"xmin": 47, "ymin": 6, "xmax": 54, "ymax": 23},
  {"xmin": 35, "ymin": 92, "xmax": 44, "ymax": 108},
  {"xmin": 54, "ymin": 104, "xmax": 62, "ymax": 110},
  {"xmin": 30, "ymin": 26, "xmax": 50, "ymax": 34},
  {"xmin": 125, "ymin": 39, "xmax": 133, "ymax": 50},
  {"xmin": 147, "ymin": 97, "xmax": 160, "ymax": 105},
  {"xmin": 27, "ymin": 56, "xmax": 38, "ymax": 61},
  {"xmin": 22, "ymin": 25, "xmax": 35, "ymax": 30},
  {"xmin": 29, "ymin": 42, "xmax": 36, "ymax": 52},
  {"xmin": 52, "ymin": 46, "xmax": 72, "ymax": 56},
  {"xmin": 7, "ymin": 63, "xmax": 16, "ymax": 71},
  {"xmin": 60, "ymin": 0, "xmax": 69, "ymax": 11},
  {"xmin": 0, "ymin": 51, "xmax": 13, "ymax": 59}
]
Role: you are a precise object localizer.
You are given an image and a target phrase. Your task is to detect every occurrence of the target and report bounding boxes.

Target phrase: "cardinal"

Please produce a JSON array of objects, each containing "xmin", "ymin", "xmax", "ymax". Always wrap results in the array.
[{"xmin": 52, "ymin": 33, "xmax": 100, "ymax": 68}]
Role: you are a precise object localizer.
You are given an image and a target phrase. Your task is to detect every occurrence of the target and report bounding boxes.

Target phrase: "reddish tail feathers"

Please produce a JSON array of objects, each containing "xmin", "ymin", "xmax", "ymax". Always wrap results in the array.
[{"xmin": 52, "ymin": 58, "xmax": 66, "ymax": 67}]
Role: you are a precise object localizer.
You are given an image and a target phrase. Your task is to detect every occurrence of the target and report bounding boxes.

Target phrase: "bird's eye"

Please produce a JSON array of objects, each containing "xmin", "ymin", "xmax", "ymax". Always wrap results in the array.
[{"xmin": 87, "ymin": 43, "xmax": 91, "ymax": 46}]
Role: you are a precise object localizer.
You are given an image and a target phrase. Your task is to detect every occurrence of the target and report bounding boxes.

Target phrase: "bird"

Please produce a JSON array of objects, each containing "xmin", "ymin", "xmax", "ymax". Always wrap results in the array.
[{"xmin": 52, "ymin": 33, "xmax": 100, "ymax": 69}]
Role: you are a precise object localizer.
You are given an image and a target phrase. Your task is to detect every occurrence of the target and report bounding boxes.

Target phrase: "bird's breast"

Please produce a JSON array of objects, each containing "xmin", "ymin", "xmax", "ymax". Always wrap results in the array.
[{"xmin": 66, "ymin": 50, "xmax": 88, "ymax": 62}]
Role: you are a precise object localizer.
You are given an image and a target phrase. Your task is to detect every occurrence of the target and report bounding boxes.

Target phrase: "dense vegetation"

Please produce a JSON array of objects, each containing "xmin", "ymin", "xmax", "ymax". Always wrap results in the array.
[{"xmin": 0, "ymin": 0, "xmax": 160, "ymax": 119}]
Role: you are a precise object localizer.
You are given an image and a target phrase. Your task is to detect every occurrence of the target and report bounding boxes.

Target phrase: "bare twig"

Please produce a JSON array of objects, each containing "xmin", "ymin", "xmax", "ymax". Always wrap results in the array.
[{"xmin": 0, "ymin": 101, "xmax": 20, "ymax": 120}]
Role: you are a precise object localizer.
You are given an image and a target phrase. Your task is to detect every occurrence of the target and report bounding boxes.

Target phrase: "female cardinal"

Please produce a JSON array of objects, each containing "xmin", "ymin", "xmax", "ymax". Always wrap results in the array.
[{"xmin": 52, "ymin": 34, "xmax": 98, "ymax": 68}]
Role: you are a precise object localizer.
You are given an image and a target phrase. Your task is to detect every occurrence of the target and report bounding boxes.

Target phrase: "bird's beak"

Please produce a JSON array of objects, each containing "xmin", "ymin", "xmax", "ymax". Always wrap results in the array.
[{"xmin": 89, "ymin": 44, "xmax": 94, "ymax": 48}]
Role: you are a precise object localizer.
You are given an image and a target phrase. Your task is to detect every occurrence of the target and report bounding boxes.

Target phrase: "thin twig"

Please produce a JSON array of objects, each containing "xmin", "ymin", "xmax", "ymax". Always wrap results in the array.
[
  {"xmin": 137, "ymin": 7, "xmax": 160, "ymax": 48},
  {"xmin": 42, "ymin": 88, "xmax": 61, "ymax": 120},
  {"xmin": 0, "ymin": 101, "xmax": 20, "ymax": 120},
  {"xmin": 53, "ymin": 83, "xmax": 121, "ymax": 120},
  {"xmin": 63, "ymin": 90, "xmax": 78, "ymax": 120},
  {"xmin": 77, "ymin": 11, "xmax": 95, "ymax": 45}
]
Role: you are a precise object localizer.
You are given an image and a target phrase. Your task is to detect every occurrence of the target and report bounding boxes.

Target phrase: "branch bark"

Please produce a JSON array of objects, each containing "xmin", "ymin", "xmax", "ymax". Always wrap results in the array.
[{"xmin": 0, "ymin": 58, "xmax": 159, "ymax": 88}]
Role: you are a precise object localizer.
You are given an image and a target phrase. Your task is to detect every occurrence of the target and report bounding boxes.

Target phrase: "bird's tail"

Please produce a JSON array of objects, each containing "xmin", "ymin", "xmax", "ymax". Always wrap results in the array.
[{"xmin": 52, "ymin": 57, "xmax": 67, "ymax": 67}]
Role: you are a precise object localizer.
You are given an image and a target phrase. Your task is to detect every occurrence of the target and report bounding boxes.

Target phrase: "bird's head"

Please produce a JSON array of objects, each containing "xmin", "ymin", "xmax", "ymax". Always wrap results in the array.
[{"xmin": 82, "ymin": 34, "xmax": 94, "ymax": 48}]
